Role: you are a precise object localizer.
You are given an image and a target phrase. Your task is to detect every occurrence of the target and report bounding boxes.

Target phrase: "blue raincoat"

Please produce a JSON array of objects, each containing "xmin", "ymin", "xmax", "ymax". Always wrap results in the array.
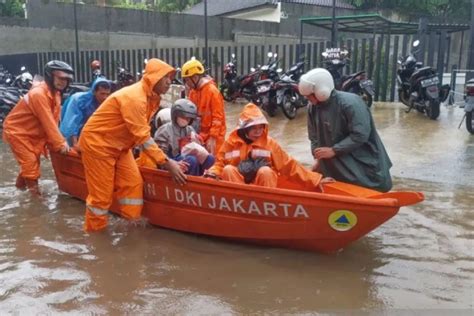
[{"xmin": 60, "ymin": 78, "xmax": 110, "ymax": 145}]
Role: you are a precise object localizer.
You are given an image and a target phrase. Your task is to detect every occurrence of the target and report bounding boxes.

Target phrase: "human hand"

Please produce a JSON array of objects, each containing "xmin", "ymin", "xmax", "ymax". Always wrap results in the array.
[
  {"xmin": 206, "ymin": 137, "xmax": 216, "ymax": 154},
  {"xmin": 313, "ymin": 147, "xmax": 336, "ymax": 160},
  {"xmin": 320, "ymin": 177, "xmax": 335, "ymax": 184},
  {"xmin": 203, "ymin": 170, "xmax": 218, "ymax": 179},
  {"xmin": 162, "ymin": 159, "xmax": 187, "ymax": 185},
  {"xmin": 311, "ymin": 159, "xmax": 320, "ymax": 172},
  {"xmin": 59, "ymin": 143, "xmax": 71, "ymax": 155},
  {"xmin": 177, "ymin": 160, "xmax": 190, "ymax": 173}
]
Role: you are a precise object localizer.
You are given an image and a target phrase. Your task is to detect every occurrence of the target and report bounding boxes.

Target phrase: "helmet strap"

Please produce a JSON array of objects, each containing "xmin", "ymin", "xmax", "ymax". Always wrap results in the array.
[{"xmin": 190, "ymin": 75, "xmax": 202, "ymax": 89}]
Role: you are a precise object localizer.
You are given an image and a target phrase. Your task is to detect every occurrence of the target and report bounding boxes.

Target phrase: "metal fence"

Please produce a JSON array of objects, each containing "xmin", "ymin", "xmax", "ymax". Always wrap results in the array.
[{"xmin": 0, "ymin": 34, "xmax": 465, "ymax": 102}]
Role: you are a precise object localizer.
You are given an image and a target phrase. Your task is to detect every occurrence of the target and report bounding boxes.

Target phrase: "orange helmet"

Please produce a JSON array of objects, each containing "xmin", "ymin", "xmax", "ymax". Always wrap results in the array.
[{"xmin": 91, "ymin": 60, "xmax": 101, "ymax": 70}]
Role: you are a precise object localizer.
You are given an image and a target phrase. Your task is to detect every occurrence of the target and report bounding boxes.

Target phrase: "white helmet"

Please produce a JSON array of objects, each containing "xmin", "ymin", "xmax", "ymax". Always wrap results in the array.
[{"xmin": 298, "ymin": 68, "xmax": 335, "ymax": 102}]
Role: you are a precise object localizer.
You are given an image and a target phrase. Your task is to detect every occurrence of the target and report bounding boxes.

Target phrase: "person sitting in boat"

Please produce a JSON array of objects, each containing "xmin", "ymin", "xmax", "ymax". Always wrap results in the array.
[
  {"xmin": 204, "ymin": 103, "xmax": 325, "ymax": 189},
  {"xmin": 59, "ymin": 77, "xmax": 111, "ymax": 149},
  {"xmin": 146, "ymin": 98, "xmax": 215, "ymax": 176},
  {"xmin": 299, "ymin": 68, "xmax": 393, "ymax": 192}
]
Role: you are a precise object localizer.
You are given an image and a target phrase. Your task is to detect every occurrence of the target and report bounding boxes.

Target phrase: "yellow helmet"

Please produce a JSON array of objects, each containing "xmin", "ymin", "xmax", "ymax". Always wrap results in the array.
[{"xmin": 181, "ymin": 59, "xmax": 205, "ymax": 78}]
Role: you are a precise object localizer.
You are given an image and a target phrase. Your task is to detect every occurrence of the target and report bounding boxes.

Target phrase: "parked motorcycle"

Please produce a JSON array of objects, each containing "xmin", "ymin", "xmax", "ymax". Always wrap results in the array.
[
  {"xmin": 273, "ymin": 77, "xmax": 307, "ymax": 119},
  {"xmin": 0, "ymin": 88, "xmax": 22, "ymax": 127},
  {"xmin": 397, "ymin": 40, "xmax": 450, "ymax": 120},
  {"xmin": 0, "ymin": 64, "xmax": 14, "ymax": 85},
  {"xmin": 219, "ymin": 53, "xmax": 262, "ymax": 104},
  {"xmin": 254, "ymin": 52, "xmax": 282, "ymax": 116},
  {"xmin": 322, "ymin": 48, "xmax": 374, "ymax": 107},
  {"xmin": 463, "ymin": 78, "xmax": 474, "ymax": 134},
  {"xmin": 11, "ymin": 66, "xmax": 33, "ymax": 91},
  {"xmin": 111, "ymin": 61, "xmax": 136, "ymax": 92}
]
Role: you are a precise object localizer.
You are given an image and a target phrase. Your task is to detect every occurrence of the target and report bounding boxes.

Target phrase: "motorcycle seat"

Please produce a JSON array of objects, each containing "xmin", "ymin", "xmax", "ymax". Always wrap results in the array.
[{"xmin": 255, "ymin": 79, "xmax": 273, "ymax": 86}]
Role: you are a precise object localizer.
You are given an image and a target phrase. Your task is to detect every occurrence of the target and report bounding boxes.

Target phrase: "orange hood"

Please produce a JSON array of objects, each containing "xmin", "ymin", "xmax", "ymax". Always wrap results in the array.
[
  {"xmin": 142, "ymin": 58, "xmax": 175, "ymax": 97},
  {"xmin": 237, "ymin": 103, "xmax": 268, "ymax": 130}
]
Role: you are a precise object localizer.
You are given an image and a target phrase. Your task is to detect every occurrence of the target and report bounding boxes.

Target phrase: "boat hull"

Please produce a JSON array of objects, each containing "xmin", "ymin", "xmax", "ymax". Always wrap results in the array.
[{"xmin": 50, "ymin": 152, "xmax": 422, "ymax": 253}]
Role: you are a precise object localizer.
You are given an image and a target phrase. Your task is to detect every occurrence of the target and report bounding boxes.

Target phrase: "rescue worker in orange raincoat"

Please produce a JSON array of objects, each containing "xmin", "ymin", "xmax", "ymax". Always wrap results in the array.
[
  {"xmin": 2, "ymin": 60, "xmax": 74, "ymax": 195},
  {"xmin": 181, "ymin": 58, "xmax": 226, "ymax": 155},
  {"xmin": 79, "ymin": 58, "xmax": 186, "ymax": 232},
  {"xmin": 204, "ymin": 103, "xmax": 325, "ymax": 189}
]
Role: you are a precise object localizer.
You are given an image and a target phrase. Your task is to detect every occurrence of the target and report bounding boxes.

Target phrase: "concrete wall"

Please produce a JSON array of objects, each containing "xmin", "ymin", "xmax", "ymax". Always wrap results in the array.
[
  {"xmin": 0, "ymin": 1, "xmax": 336, "ymax": 55},
  {"xmin": 23, "ymin": 1, "xmax": 323, "ymax": 42}
]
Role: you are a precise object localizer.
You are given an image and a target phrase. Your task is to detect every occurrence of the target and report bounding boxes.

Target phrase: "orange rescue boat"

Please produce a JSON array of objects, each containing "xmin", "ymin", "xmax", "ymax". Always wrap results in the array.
[{"xmin": 51, "ymin": 151, "xmax": 424, "ymax": 253}]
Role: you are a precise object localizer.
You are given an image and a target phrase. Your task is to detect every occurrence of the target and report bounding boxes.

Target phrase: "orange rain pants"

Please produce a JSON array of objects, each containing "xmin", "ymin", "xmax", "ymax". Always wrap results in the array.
[
  {"xmin": 82, "ymin": 150, "xmax": 143, "ymax": 232},
  {"xmin": 188, "ymin": 79, "xmax": 226, "ymax": 155},
  {"xmin": 221, "ymin": 165, "xmax": 278, "ymax": 187}
]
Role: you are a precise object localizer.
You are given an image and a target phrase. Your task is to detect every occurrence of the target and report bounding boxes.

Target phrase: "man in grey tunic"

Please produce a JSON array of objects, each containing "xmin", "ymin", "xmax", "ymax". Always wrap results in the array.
[{"xmin": 299, "ymin": 68, "xmax": 392, "ymax": 192}]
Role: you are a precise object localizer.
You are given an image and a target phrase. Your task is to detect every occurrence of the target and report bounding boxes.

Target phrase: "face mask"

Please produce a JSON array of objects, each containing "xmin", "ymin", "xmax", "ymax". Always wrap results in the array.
[{"xmin": 176, "ymin": 116, "xmax": 190, "ymax": 128}]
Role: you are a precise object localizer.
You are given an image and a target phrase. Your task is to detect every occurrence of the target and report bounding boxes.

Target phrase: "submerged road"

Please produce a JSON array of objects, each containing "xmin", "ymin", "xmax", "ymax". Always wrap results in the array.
[{"xmin": 0, "ymin": 101, "xmax": 472, "ymax": 313}]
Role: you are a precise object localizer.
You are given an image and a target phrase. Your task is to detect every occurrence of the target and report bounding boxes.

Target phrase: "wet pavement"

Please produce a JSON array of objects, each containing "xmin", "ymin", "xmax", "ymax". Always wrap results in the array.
[{"xmin": 0, "ymin": 102, "xmax": 472, "ymax": 314}]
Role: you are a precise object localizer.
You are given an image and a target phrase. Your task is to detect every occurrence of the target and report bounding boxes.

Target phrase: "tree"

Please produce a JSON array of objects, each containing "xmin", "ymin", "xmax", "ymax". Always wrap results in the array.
[
  {"xmin": 347, "ymin": 0, "xmax": 471, "ymax": 23},
  {"xmin": 0, "ymin": 0, "xmax": 25, "ymax": 17}
]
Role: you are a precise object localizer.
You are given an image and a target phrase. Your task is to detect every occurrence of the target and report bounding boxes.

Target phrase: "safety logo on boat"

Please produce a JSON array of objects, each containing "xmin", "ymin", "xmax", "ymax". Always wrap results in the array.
[{"xmin": 328, "ymin": 210, "xmax": 358, "ymax": 232}]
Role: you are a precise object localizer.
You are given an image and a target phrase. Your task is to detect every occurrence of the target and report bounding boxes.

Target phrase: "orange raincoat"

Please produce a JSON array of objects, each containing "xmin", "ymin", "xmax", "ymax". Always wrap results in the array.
[
  {"xmin": 79, "ymin": 58, "xmax": 172, "ymax": 232},
  {"xmin": 188, "ymin": 79, "xmax": 226, "ymax": 154},
  {"xmin": 3, "ymin": 81, "xmax": 66, "ymax": 181},
  {"xmin": 208, "ymin": 103, "xmax": 323, "ymax": 189}
]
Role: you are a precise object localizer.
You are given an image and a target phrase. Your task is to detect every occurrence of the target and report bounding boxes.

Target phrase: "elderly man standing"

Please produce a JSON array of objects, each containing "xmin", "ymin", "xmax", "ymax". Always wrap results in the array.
[{"xmin": 299, "ymin": 68, "xmax": 393, "ymax": 192}]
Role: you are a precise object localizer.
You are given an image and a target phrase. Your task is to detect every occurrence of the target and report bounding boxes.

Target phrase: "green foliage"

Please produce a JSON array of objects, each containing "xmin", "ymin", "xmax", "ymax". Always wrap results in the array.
[
  {"xmin": 101, "ymin": 0, "xmax": 202, "ymax": 12},
  {"xmin": 0, "ymin": 0, "xmax": 25, "ymax": 17},
  {"xmin": 347, "ymin": 0, "xmax": 471, "ymax": 22}
]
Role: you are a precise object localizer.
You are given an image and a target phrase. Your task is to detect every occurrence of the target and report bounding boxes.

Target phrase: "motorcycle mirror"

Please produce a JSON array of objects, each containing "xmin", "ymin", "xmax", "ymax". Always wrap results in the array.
[
  {"xmin": 231, "ymin": 53, "xmax": 236, "ymax": 58},
  {"xmin": 277, "ymin": 68, "xmax": 283, "ymax": 73},
  {"xmin": 250, "ymin": 67, "xmax": 256, "ymax": 72},
  {"xmin": 267, "ymin": 52, "xmax": 273, "ymax": 58},
  {"xmin": 413, "ymin": 40, "xmax": 420, "ymax": 48}
]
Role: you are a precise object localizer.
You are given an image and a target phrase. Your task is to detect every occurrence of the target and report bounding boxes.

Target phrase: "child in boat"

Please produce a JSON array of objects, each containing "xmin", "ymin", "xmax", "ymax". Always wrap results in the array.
[
  {"xmin": 152, "ymin": 99, "xmax": 215, "ymax": 176},
  {"xmin": 204, "ymin": 103, "xmax": 326, "ymax": 189}
]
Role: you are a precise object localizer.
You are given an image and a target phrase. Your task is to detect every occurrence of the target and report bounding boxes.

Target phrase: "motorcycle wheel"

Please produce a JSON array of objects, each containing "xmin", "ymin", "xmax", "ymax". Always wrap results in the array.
[
  {"xmin": 219, "ymin": 83, "xmax": 233, "ymax": 102},
  {"xmin": 398, "ymin": 89, "xmax": 410, "ymax": 107},
  {"xmin": 281, "ymin": 94, "xmax": 297, "ymax": 119},
  {"xmin": 425, "ymin": 99, "xmax": 440, "ymax": 120},
  {"xmin": 466, "ymin": 111, "xmax": 474, "ymax": 134}
]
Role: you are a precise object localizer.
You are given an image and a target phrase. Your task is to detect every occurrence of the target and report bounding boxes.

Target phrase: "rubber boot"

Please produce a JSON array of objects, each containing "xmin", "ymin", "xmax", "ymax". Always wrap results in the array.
[
  {"xmin": 15, "ymin": 174, "xmax": 27, "ymax": 190},
  {"xmin": 25, "ymin": 179, "xmax": 40, "ymax": 196}
]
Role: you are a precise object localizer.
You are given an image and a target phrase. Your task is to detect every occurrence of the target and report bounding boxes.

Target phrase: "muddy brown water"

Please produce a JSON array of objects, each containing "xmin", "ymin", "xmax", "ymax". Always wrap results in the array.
[{"xmin": 0, "ymin": 102, "xmax": 472, "ymax": 314}]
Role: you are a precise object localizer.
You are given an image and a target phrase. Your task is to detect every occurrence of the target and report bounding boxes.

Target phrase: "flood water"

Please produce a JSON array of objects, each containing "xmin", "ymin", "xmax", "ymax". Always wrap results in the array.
[{"xmin": 0, "ymin": 102, "xmax": 472, "ymax": 314}]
